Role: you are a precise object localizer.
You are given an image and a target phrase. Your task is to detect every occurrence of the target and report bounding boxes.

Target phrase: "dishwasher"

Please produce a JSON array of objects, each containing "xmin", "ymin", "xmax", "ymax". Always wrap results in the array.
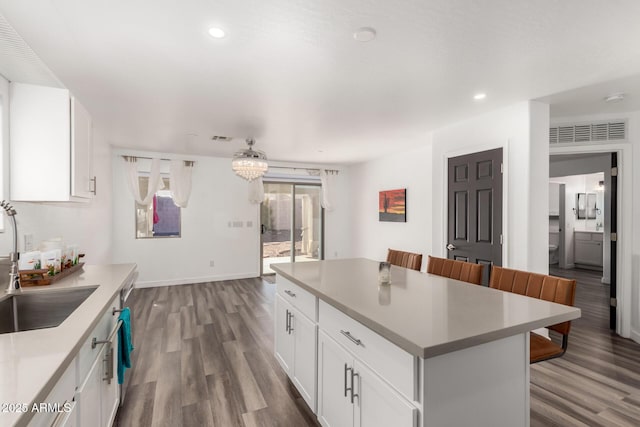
[{"xmin": 118, "ymin": 270, "xmax": 137, "ymax": 405}]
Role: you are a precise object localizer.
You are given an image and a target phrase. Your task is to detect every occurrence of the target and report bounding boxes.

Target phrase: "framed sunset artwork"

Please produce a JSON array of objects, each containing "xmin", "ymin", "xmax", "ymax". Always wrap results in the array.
[{"xmin": 379, "ymin": 189, "xmax": 406, "ymax": 222}]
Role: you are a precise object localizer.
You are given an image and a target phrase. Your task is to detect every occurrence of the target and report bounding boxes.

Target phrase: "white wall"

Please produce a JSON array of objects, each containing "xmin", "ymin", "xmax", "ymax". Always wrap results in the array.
[
  {"xmin": 0, "ymin": 73, "xmax": 112, "ymax": 265},
  {"xmin": 430, "ymin": 101, "xmax": 550, "ymax": 273},
  {"xmin": 111, "ymin": 150, "xmax": 260, "ymax": 286},
  {"xmin": 111, "ymin": 151, "xmax": 352, "ymax": 286},
  {"xmin": 348, "ymin": 142, "xmax": 433, "ymax": 270}
]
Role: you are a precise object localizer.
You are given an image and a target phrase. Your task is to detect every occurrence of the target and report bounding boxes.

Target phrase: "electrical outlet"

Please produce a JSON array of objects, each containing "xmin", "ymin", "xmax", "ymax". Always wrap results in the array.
[
  {"xmin": 24, "ymin": 234, "xmax": 34, "ymax": 252},
  {"xmin": 233, "ymin": 221, "xmax": 243, "ymax": 228},
  {"xmin": 209, "ymin": 260, "xmax": 215, "ymax": 267}
]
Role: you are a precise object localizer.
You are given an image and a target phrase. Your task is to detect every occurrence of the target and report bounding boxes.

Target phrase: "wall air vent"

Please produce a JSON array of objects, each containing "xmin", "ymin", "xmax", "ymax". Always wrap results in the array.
[
  {"xmin": 211, "ymin": 135, "xmax": 234, "ymax": 142},
  {"xmin": 549, "ymin": 120, "xmax": 627, "ymax": 145}
]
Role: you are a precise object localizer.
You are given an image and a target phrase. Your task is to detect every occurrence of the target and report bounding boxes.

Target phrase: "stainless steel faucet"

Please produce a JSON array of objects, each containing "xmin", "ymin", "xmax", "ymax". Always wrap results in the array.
[{"xmin": 1, "ymin": 201, "xmax": 20, "ymax": 294}]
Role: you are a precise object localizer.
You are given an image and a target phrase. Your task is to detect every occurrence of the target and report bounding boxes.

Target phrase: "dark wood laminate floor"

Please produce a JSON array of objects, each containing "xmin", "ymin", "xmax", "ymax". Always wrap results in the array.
[
  {"xmin": 115, "ymin": 277, "xmax": 317, "ymax": 427},
  {"xmin": 117, "ymin": 270, "xmax": 640, "ymax": 426},
  {"xmin": 531, "ymin": 267, "xmax": 640, "ymax": 426}
]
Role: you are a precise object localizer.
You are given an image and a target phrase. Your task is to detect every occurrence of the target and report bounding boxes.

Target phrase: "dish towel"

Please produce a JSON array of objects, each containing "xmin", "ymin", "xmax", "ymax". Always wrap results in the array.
[{"xmin": 117, "ymin": 307, "xmax": 134, "ymax": 385}]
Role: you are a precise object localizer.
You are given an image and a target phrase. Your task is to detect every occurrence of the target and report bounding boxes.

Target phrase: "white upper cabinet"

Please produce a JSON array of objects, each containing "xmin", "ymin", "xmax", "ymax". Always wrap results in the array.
[{"xmin": 10, "ymin": 82, "xmax": 94, "ymax": 201}]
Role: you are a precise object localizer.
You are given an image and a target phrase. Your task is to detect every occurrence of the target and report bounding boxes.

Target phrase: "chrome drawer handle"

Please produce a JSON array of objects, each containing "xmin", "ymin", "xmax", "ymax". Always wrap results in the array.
[
  {"xmin": 284, "ymin": 290, "xmax": 296, "ymax": 298},
  {"xmin": 340, "ymin": 330, "xmax": 362, "ymax": 346}
]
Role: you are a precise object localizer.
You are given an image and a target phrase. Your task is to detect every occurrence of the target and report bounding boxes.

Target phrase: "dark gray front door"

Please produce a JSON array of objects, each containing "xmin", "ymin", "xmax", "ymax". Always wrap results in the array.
[{"xmin": 447, "ymin": 148, "xmax": 503, "ymax": 285}]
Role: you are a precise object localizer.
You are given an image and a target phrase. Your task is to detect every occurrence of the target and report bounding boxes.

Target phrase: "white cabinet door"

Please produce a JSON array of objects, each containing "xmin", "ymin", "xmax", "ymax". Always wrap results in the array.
[
  {"xmin": 77, "ymin": 347, "xmax": 103, "ymax": 427},
  {"xmin": 354, "ymin": 360, "xmax": 417, "ymax": 427},
  {"xmin": 9, "ymin": 82, "xmax": 93, "ymax": 202},
  {"xmin": 71, "ymin": 97, "xmax": 93, "ymax": 198},
  {"xmin": 291, "ymin": 306, "xmax": 317, "ymax": 412},
  {"xmin": 317, "ymin": 331, "xmax": 354, "ymax": 427},
  {"xmin": 274, "ymin": 295, "xmax": 294, "ymax": 374},
  {"xmin": 101, "ymin": 335, "xmax": 120, "ymax": 427},
  {"xmin": 9, "ymin": 83, "xmax": 71, "ymax": 201},
  {"xmin": 575, "ymin": 240, "xmax": 603, "ymax": 266}
]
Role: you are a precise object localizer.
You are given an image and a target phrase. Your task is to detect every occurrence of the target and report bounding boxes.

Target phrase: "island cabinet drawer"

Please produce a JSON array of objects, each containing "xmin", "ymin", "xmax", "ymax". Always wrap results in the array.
[
  {"xmin": 319, "ymin": 300, "xmax": 416, "ymax": 401},
  {"xmin": 276, "ymin": 276, "xmax": 317, "ymax": 321},
  {"xmin": 77, "ymin": 294, "xmax": 120, "ymax": 382}
]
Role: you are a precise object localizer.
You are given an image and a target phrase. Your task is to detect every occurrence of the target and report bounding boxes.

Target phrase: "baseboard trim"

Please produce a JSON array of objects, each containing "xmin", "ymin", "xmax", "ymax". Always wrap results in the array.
[
  {"xmin": 135, "ymin": 272, "xmax": 260, "ymax": 288},
  {"xmin": 631, "ymin": 329, "xmax": 640, "ymax": 345}
]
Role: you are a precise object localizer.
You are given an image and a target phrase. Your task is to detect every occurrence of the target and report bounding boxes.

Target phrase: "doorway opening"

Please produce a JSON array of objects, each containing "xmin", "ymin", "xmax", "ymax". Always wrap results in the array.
[
  {"xmin": 548, "ymin": 152, "xmax": 617, "ymax": 330},
  {"xmin": 260, "ymin": 182, "xmax": 324, "ymax": 275}
]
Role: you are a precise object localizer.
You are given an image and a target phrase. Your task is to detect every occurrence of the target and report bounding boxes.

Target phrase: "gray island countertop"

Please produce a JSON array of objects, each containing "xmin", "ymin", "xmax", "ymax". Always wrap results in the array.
[{"xmin": 272, "ymin": 258, "xmax": 581, "ymax": 358}]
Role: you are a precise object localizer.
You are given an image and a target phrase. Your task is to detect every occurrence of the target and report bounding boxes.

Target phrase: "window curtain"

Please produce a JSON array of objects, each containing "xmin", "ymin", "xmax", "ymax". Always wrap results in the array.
[
  {"xmin": 123, "ymin": 156, "xmax": 164, "ymax": 207},
  {"xmin": 169, "ymin": 160, "xmax": 194, "ymax": 208},
  {"xmin": 248, "ymin": 177, "xmax": 265, "ymax": 204},
  {"xmin": 320, "ymin": 169, "xmax": 335, "ymax": 211}
]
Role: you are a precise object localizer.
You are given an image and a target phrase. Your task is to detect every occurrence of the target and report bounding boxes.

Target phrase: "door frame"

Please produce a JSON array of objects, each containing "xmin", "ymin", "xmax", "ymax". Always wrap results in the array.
[
  {"xmin": 260, "ymin": 180, "xmax": 325, "ymax": 276},
  {"xmin": 550, "ymin": 143, "xmax": 631, "ymax": 339},
  {"xmin": 441, "ymin": 141, "xmax": 509, "ymax": 268}
]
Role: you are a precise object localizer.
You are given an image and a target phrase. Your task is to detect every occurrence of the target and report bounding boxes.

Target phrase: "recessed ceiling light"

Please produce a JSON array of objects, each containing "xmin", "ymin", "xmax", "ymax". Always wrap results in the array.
[
  {"xmin": 353, "ymin": 27, "xmax": 376, "ymax": 42},
  {"xmin": 604, "ymin": 93, "xmax": 625, "ymax": 103},
  {"xmin": 473, "ymin": 93, "xmax": 487, "ymax": 100},
  {"xmin": 208, "ymin": 27, "xmax": 226, "ymax": 38}
]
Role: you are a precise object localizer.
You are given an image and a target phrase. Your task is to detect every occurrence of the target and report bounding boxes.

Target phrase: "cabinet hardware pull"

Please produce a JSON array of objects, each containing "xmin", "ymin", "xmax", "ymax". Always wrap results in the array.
[
  {"xmin": 284, "ymin": 289, "xmax": 296, "ymax": 297},
  {"xmin": 289, "ymin": 312, "xmax": 294, "ymax": 334},
  {"xmin": 285, "ymin": 310, "xmax": 290, "ymax": 333},
  {"xmin": 340, "ymin": 330, "xmax": 362, "ymax": 346},
  {"xmin": 351, "ymin": 371, "xmax": 359, "ymax": 404},
  {"xmin": 90, "ymin": 176, "xmax": 97, "ymax": 195},
  {"xmin": 92, "ymin": 319, "xmax": 123, "ymax": 349},
  {"xmin": 344, "ymin": 364, "xmax": 353, "ymax": 398}
]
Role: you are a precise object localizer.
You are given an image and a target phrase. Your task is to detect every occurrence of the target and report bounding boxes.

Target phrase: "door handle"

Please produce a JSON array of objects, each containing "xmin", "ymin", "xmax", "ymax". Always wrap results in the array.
[
  {"xmin": 261, "ymin": 224, "xmax": 266, "ymax": 234},
  {"xmin": 446, "ymin": 243, "xmax": 456, "ymax": 251}
]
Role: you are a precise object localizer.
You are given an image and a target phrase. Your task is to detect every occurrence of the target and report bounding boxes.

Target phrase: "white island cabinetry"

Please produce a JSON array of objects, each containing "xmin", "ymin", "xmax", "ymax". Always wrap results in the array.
[
  {"xmin": 273, "ymin": 258, "xmax": 580, "ymax": 427},
  {"xmin": 274, "ymin": 278, "xmax": 318, "ymax": 412}
]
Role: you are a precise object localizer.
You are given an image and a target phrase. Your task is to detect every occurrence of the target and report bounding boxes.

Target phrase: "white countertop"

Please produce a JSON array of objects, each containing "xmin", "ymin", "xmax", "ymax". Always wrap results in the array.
[
  {"xmin": 574, "ymin": 229, "xmax": 603, "ymax": 233},
  {"xmin": 0, "ymin": 263, "xmax": 137, "ymax": 427},
  {"xmin": 272, "ymin": 259, "xmax": 581, "ymax": 358}
]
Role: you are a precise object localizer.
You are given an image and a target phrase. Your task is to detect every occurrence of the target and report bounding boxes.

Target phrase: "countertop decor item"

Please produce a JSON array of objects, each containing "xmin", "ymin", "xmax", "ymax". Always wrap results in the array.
[
  {"xmin": 378, "ymin": 261, "xmax": 391, "ymax": 285},
  {"xmin": 231, "ymin": 137, "xmax": 268, "ymax": 181},
  {"xmin": 19, "ymin": 258, "xmax": 85, "ymax": 287}
]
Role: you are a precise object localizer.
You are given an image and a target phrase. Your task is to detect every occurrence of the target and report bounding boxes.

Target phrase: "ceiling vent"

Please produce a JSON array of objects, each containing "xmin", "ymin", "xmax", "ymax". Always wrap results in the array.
[
  {"xmin": 211, "ymin": 135, "xmax": 234, "ymax": 142},
  {"xmin": 549, "ymin": 120, "xmax": 627, "ymax": 144},
  {"xmin": 0, "ymin": 13, "xmax": 61, "ymax": 86}
]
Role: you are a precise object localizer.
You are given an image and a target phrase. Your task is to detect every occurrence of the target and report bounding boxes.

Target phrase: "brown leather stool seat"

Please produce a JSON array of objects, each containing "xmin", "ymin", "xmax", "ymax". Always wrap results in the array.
[
  {"xmin": 386, "ymin": 249, "xmax": 423, "ymax": 271},
  {"xmin": 426, "ymin": 255, "xmax": 483, "ymax": 285},
  {"xmin": 490, "ymin": 265, "xmax": 577, "ymax": 364}
]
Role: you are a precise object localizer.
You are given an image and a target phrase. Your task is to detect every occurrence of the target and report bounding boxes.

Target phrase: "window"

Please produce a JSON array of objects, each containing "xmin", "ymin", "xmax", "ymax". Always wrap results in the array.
[{"xmin": 135, "ymin": 176, "xmax": 181, "ymax": 238}]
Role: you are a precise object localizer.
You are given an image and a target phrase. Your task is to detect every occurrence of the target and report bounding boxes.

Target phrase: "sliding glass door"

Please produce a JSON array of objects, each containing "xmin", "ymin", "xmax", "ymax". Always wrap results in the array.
[{"xmin": 261, "ymin": 182, "xmax": 323, "ymax": 274}]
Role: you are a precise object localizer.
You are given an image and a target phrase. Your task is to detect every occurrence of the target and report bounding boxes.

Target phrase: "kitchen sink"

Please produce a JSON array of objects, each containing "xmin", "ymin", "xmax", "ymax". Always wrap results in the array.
[{"xmin": 0, "ymin": 286, "xmax": 97, "ymax": 334}]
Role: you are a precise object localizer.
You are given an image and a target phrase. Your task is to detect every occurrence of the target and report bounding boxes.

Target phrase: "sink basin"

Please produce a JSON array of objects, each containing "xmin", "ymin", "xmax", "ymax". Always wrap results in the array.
[{"xmin": 0, "ymin": 287, "xmax": 97, "ymax": 334}]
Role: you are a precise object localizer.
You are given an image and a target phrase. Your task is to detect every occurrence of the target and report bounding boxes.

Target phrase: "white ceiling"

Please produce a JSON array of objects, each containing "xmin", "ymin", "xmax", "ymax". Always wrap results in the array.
[
  {"xmin": 541, "ymin": 73, "xmax": 640, "ymax": 119},
  {"xmin": 2, "ymin": 0, "xmax": 640, "ymax": 164}
]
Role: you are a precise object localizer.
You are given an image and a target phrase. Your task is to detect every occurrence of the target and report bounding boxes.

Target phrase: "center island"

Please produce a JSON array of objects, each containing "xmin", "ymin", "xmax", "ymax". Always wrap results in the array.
[{"xmin": 271, "ymin": 258, "xmax": 580, "ymax": 427}]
